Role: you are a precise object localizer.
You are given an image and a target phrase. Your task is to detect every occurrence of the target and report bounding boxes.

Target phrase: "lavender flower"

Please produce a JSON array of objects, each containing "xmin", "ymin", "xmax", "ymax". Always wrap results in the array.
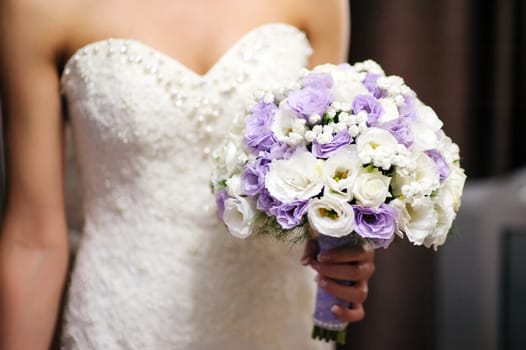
[
  {"xmin": 380, "ymin": 117, "xmax": 414, "ymax": 148},
  {"xmin": 399, "ymin": 95, "xmax": 418, "ymax": 121},
  {"xmin": 256, "ymin": 189, "xmax": 282, "ymax": 215},
  {"xmin": 303, "ymin": 73, "xmax": 334, "ymax": 90},
  {"xmin": 270, "ymin": 200, "xmax": 309, "ymax": 229},
  {"xmin": 352, "ymin": 204, "xmax": 397, "ymax": 240},
  {"xmin": 265, "ymin": 141, "xmax": 304, "ymax": 160},
  {"xmin": 241, "ymin": 160, "xmax": 269, "ymax": 196},
  {"xmin": 352, "ymin": 94, "xmax": 384, "ymax": 125},
  {"xmin": 249, "ymin": 101, "xmax": 278, "ymax": 128},
  {"xmin": 288, "ymin": 87, "xmax": 333, "ymax": 118},
  {"xmin": 244, "ymin": 131, "xmax": 279, "ymax": 154},
  {"xmin": 425, "ymin": 149, "xmax": 451, "ymax": 181},
  {"xmin": 363, "ymin": 74, "xmax": 386, "ymax": 98},
  {"xmin": 244, "ymin": 101, "xmax": 279, "ymax": 153},
  {"xmin": 312, "ymin": 130, "xmax": 352, "ymax": 158}
]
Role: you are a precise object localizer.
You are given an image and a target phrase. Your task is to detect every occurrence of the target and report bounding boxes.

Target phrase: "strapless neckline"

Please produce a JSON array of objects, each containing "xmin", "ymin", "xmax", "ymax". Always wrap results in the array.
[{"xmin": 61, "ymin": 22, "xmax": 308, "ymax": 81}]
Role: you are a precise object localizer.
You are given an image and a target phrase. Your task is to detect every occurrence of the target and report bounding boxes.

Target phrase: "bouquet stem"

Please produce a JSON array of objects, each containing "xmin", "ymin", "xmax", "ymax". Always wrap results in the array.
[
  {"xmin": 311, "ymin": 234, "xmax": 357, "ymax": 345},
  {"xmin": 312, "ymin": 325, "xmax": 347, "ymax": 344}
]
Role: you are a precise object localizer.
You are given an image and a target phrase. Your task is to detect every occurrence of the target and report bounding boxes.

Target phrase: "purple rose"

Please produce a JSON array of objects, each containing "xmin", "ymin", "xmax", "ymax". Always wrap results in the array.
[
  {"xmin": 241, "ymin": 161, "xmax": 268, "ymax": 196},
  {"xmin": 380, "ymin": 117, "xmax": 414, "ymax": 148},
  {"xmin": 352, "ymin": 94, "xmax": 384, "ymax": 126},
  {"xmin": 266, "ymin": 143, "xmax": 308, "ymax": 161},
  {"xmin": 270, "ymin": 200, "xmax": 309, "ymax": 229},
  {"xmin": 215, "ymin": 190, "xmax": 230, "ymax": 220},
  {"xmin": 312, "ymin": 130, "xmax": 352, "ymax": 158},
  {"xmin": 244, "ymin": 101, "xmax": 279, "ymax": 154},
  {"xmin": 363, "ymin": 74, "xmax": 386, "ymax": 99},
  {"xmin": 288, "ymin": 87, "xmax": 333, "ymax": 118},
  {"xmin": 303, "ymin": 73, "xmax": 334, "ymax": 90},
  {"xmin": 244, "ymin": 131, "xmax": 279, "ymax": 154},
  {"xmin": 425, "ymin": 149, "xmax": 451, "ymax": 181},
  {"xmin": 256, "ymin": 189, "xmax": 282, "ymax": 215},
  {"xmin": 248, "ymin": 101, "xmax": 278, "ymax": 129},
  {"xmin": 399, "ymin": 95, "xmax": 418, "ymax": 121},
  {"xmin": 352, "ymin": 204, "xmax": 397, "ymax": 240}
]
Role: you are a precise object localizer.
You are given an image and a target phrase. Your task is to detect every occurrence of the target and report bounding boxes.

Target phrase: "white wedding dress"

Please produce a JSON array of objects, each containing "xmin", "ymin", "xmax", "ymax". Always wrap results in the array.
[{"xmin": 60, "ymin": 23, "xmax": 332, "ymax": 350}]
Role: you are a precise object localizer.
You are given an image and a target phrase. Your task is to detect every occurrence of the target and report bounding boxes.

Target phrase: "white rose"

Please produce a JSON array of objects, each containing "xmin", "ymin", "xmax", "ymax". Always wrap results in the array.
[
  {"xmin": 330, "ymin": 69, "xmax": 369, "ymax": 103},
  {"xmin": 271, "ymin": 103, "xmax": 300, "ymax": 142},
  {"xmin": 441, "ymin": 164, "xmax": 466, "ymax": 211},
  {"xmin": 416, "ymin": 102, "xmax": 443, "ymax": 131},
  {"xmin": 213, "ymin": 137, "xmax": 245, "ymax": 178},
  {"xmin": 265, "ymin": 150, "xmax": 323, "ymax": 203},
  {"xmin": 391, "ymin": 197, "xmax": 438, "ymax": 245},
  {"xmin": 308, "ymin": 196, "xmax": 355, "ymax": 237},
  {"xmin": 226, "ymin": 174, "xmax": 242, "ymax": 197},
  {"xmin": 223, "ymin": 197, "xmax": 257, "ymax": 239},
  {"xmin": 409, "ymin": 121, "xmax": 439, "ymax": 151},
  {"xmin": 353, "ymin": 59, "xmax": 385, "ymax": 75},
  {"xmin": 323, "ymin": 146, "xmax": 361, "ymax": 201},
  {"xmin": 377, "ymin": 75, "xmax": 405, "ymax": 95},
  {"xmin": 425, "ymin": 189, "xmax": 456, "ymax": 250},
  {"xmin": 408, "ymin": 101, "xmax": 443, "ymax": 151},
  {"xmin": 377, "ymin": 98, "xmax": 400, "ymax": 123},
  {"xmin": 356, "ymin": 127, "xmax": 400, "ymax": 170},
  {"xmin": 351, "ymin": 167, "xmax": 391, "ymax": 207},
  {"xmin": 392, "ymin": 152, "xmax": 440, "ymax": 199},
  {"xmin": 437, "ymin": 134, "xmax": 461, "ymax": 163}
]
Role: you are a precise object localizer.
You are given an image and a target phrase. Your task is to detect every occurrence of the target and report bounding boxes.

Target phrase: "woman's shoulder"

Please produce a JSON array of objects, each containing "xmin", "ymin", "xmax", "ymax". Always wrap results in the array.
[
  {"xmin": 285, "ymin": 0, "xmax": 350, "ymax": 65},
  {"xmin": 283, "ymin": 0, "xmax": 349, "ymax": 29},
  {"xmin": 1, "ymin": 0, "xmax": 84, "ymax": 60}
]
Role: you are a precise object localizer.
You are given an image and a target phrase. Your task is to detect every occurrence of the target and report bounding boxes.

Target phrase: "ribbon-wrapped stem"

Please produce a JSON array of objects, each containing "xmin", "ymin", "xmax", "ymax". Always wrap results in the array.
[{"xmin": 311, "ymin": 233, "xmax": 357, "ymax": 344}]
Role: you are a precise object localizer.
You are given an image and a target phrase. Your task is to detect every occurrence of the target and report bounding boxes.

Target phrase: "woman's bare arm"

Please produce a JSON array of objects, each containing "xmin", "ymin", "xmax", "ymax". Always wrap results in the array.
[
  {"xmin": 301, "ymin": 0, "xmax": 350, "ymax": 67},
  {"xmin": 0, "ymin": 1, "xmax": 71, "ymax": 348}
]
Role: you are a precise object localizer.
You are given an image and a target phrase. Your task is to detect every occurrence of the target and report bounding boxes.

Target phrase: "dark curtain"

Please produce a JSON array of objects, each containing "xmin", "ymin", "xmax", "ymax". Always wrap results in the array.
[{"xmin": 339, "ymin": 1, "xmax": 525, "ymax": 349}]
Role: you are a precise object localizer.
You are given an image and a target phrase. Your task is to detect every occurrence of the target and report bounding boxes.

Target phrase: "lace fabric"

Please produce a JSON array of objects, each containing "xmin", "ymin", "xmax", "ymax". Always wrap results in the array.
[{"xmin": 60, "ymin": 23, "xmax": 331, "ymax": 349}]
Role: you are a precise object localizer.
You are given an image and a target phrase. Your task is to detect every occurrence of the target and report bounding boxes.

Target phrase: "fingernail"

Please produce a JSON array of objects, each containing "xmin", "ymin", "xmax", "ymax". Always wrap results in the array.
[
  {"xmin": 318, "ymin": 278, "xmax": 328, "ymax": 288},
  {"xmin": 331, "ymin": 305, "xmax": 341, "ymax": 315},
  {"xmin": 301, "ymin": 256, "xmax": 310, "ymax": 265}
]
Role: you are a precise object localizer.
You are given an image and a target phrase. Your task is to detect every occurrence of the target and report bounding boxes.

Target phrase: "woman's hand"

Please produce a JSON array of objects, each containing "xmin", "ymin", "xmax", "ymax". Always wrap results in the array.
[{"xmin": 302, "ymin": 238, "xmax": 375, "ymax": 323}]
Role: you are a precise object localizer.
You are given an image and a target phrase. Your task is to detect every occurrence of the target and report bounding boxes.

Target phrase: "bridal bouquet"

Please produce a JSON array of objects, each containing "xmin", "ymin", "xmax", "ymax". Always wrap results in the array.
[{"xmin": 211, "ymin": 60, "xmax": 466, "ymax": 344}]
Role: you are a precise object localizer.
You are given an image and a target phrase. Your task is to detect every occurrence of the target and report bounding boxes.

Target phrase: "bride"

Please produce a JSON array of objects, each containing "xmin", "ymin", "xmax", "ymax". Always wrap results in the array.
[{"xmin": 0, "ymin": 0, "xmax": 375, "ymax": 349}]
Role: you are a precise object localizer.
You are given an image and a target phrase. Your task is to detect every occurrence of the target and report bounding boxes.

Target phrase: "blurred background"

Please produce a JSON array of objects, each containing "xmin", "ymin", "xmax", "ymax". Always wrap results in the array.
[{"xmin": 341, "ymin": 0, "xmax": 525, "ymax": 349}]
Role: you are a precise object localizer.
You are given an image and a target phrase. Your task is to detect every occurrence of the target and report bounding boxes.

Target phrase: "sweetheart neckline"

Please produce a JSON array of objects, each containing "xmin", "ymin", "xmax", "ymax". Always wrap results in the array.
[{"xmin": 61, "ymin": 22, "xmax": 309, "ymax": 81}]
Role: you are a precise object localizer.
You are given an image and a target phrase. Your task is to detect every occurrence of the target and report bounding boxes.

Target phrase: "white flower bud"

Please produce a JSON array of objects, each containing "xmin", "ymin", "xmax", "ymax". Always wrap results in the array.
[
  {"xmin": 305, "ymin": 130, "xmax": 316, "ymax": 142},
  {"xmin": 348, "ymin": 125, "xmax": 360, "ymax": 137},
  {"xmin": 316, "ymin": 132, "xmax": 333, "ymax": 144},
  {"xmin": 309, "ymin": 113, "xmax": 322, "ymax": 124}
]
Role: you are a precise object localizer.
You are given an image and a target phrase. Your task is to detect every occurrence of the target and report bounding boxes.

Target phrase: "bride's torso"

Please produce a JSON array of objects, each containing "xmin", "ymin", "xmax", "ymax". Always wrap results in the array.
[{"xmin": 60, "ymin": 2, "xmax": 332, "ymax": 348}]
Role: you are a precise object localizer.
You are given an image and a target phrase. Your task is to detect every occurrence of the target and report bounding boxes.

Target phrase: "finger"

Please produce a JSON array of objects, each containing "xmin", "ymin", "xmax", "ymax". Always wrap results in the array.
[
  {"xmin": 311, "ymin": 261, "xmax": 375, "ymax": 281},
  {"xmin": 331, "ymin": 303, "xmax": 365, "ymax": 323},
  {"xmin": 315, "ymin": 275, "xmax": 369, "ymax": 304},
  {"xmin": 301, "ymin": 238, "xmax": 319, "ymax": 265},
  {"xmin": 317, "ymin": 242, "xmax": 374, "ymax": 264}
]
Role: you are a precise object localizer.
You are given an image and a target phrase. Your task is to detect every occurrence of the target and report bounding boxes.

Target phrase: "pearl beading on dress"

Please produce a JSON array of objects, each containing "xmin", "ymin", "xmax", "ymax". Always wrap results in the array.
[{"xmin": 62, "ymin": 26, "xmax": 311, "ymax": 156}]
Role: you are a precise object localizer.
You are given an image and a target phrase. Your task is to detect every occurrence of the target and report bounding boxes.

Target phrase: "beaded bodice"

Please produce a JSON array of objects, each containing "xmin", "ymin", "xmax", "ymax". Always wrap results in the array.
[
  {"xmin": 61, "ymin": 23, "xmax": 311, "ymax": 224},
  {"xmin": 59, "ymin": 23, "xmax": 330, "ymax": 350}
]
